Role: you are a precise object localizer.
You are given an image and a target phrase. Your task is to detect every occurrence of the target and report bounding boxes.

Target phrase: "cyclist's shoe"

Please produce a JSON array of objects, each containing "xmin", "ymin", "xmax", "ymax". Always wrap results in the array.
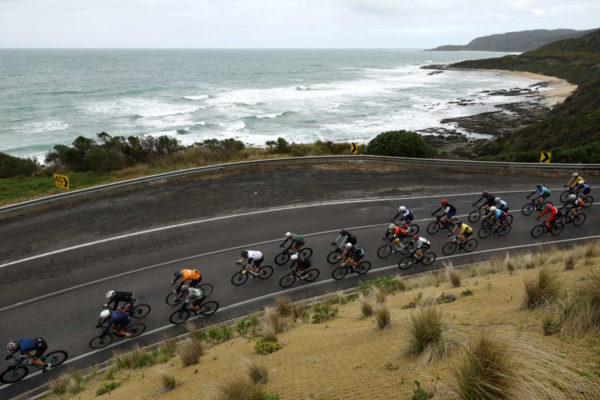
[
  {"xmin": 330, "ymin": 242, "xmax": 336, "ymax": 246},
  {"xmin": 42, "ymin": 363, "xmax": 51, "ymax": 372}
]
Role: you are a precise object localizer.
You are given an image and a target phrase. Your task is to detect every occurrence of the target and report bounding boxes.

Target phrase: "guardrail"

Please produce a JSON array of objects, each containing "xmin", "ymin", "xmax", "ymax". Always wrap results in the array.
[{"xmin": 2, "ymin": 155, "xmax": 598, "ymax": 214}]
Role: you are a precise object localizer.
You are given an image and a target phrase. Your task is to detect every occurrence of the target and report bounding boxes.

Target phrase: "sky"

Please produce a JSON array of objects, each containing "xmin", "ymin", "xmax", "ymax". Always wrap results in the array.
[{"xmin": 0, "ymin": 0, "xmax": 598, "ymax": 48}]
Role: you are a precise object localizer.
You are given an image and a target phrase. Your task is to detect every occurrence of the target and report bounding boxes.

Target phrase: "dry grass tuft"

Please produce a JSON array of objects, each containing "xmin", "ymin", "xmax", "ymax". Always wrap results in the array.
[
  {"xmin": 374, "ymin": 303, "xmax": 391, "ymax": 330},
  {"xmin": 275, "ymin": 296, "xmax": 293, "ymax": 317},
  {"xmin": 559, "ymin": 268, "xmax": 600, "ymax": 334},
  {"xmin": 262, "ymin": 306, "xmax": 287, "ymax": 334},
  {"xmin": 112, "ymin": 346, "xmax": 142, "ymax": 370},
  {"xmin": 185, "ymin": 321, "xmax": 204, "ymax": 343},
  {"xmin": 157, "ymin": 369, "xmax": 177, "ymax": 392},
  {"xmin": 244, "ymin": 358, "xmax": 269, "ymax": 384},
  {"xmin": 214, "ymin": 377, "xmax": 270, "ymax": 400},
  {"xmin": 359, "ymin": 293, "xmax": 374, "ymax": 318},
  {"xmin": 178, "ymin": 338, "xmax": 203, "ymax": 366},
  {"xmin": 522, "ymin": 267, "xmax": 561, "ymax": 309},
  {"xmin": 447, "ymin": 267, "xmax": 461, "ymax": 287},
  {"xmin": 404, "ymin": 306, "xmax": 453, "ymax": 363},
  {"xmin": 372, "ymin": 286, "xmax": 387, "ymax": 304},
  {"xmin": 161, "ymin": 332, "xmax": 177, "ymax": 355}
]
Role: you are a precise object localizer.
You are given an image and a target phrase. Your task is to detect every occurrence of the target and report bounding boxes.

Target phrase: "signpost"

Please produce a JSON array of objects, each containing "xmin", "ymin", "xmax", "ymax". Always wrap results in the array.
[
  {"xmin": 539, "ymin": 152, "xmax": 551, "ymax": 163},
  {"xmin": 53, "ymin": 173, "xmax": 69, "ymax": 190},
  {"xmin": 350, "ymin": 143, "xmax": 358, "ymax": 154}
]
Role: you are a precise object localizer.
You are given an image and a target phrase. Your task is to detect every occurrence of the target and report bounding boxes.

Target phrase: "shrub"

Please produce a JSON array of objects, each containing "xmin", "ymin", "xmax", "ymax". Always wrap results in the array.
[
  {"xmin": 246, "ymin": 358, "xmax": 269, "ymax": 384},
  {"xmin": 215, "ymin": 378, "xmax": 276, "ymax": 400},
  {"xmin": 367, "ymin": 130, "xmax": 437, "ymax": 158},
  {"xmin": 373, "ymin": 286, "xmax": 387, "ymax": 304},
  {"xmin": 412, "ymin": 380, "xmax": 433, "ymax": 400},
  {"xmin": 359, "ymin": 293, "xmax": 374, "ymax": 318},
  {"xmin": 208, "ymin": 326, "xmax": 223, "ymax": 343},
  {"xmin": 96, "ymin": 381, "xmax": 121, "ymax": 396},
  {"xmin": 275, "ymin": 296, "xmax": 293, "ymax": 317},
  {"xmin": 161, "ymin": 333, "xmax": 177, "ymax": 355},
  {"xmin": 220, "ymin": 324, "xmax": 234, "ymax": 341},
  {"xmin": 113, "ymin": 346, "xmax": 142, "ymax": 370},
  {"xmin": 236, "ymin": 319, "xmax": 252, "ymax": 337},
  {"xmin": 274, "ymin": 137, "xmax": 290, "ymax": 153},
  {"xmin": 312, "ymin": 303, "xmax": 338, "ymax": 323},
  {"xmin": 522, "ymin": 267, "xmax": 560, "ymax": 309},
  {"xmin": 178, "ymin": 338, "xmax": 202, "ymax": 366},
  {"xmin": 375, "ymin": 303, "xmax": 391, "ymax": 330},
  {"xmin": 404, "ymin": 306, "xmax": 453, "ymax": 363},
  {"xmin": 254, "ymin": 338, "xmax": 282, "ymax": 355},
  {"xmin": 262, "ymin": 306, "xmax": 287, "ymax": 333},
  {"xmin": 0, "ymin": 152, "xmax": 39, "ymax": 178},
  {"xmin": 461, "ymin": 289, "xmax": 474, "ymax": 297},
  {"xmin": 158, "ymin": 370, "xmax": 177, "ymax": 392},
  {"xmin": 447, "ymin": 268, "xmax": 461, "ymax": 287}
]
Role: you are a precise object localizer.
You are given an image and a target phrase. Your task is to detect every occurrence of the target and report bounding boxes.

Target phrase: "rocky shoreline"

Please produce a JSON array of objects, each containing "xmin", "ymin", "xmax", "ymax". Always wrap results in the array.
[{"xmin": 417, "ymin": 65, "xmax": 558, "ymax": 158}]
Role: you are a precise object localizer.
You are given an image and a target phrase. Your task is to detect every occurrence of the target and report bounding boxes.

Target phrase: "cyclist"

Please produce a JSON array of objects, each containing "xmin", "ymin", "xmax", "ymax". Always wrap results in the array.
[
  {"xmin": 527, "ymin": 184, "xmax": 551, "ymax": 211},
  {"xmin": 105, "ymin": 290, "xmax": 136, "ymax": 312},
  {"xmin": 494, "ymin": 197, "xmax": 509, "ymax": 212},
  {"xmin": 564, "ymin": 193, "xmax": 585, "ymax": 218},
  {"xmin": 98, "ymin": 309, "xmax": 131, "ymax": 338},
  {"xmin": 412, "ymin": 235, "xmax": 431, "ymax": 261},
  {"xmin": 392, "ymin": 206, "xmax": 414, "ymax": 229},
  {"xmin": 281, "ymin": 232, "xmax": 305, "ymax": 253},
  {"xmin": 290, "ymin": 253, "xmax": 311, "ymax": 278},
  {"xmin": 489, "ymin": 206, "xmax": 508, "ymax": 233},
  {"xmin": 450, "ymin": 220, "xmax": 473, "ymax": 244},
  {"xmin": 171, "ymin": 269, "xmax": 202, "ymax": 289},
  {"xmin": 566, "ymin": 172, "xmax": 584, "ymax": 190},
  {"xmin": 5, "ymin": 339, "xmax": 49, "ymax": 370},
  {"xmin": 472, "ymin": 191, "xmax": 496, "ymax": 212},
  {"xmin": 240, "ymin": 250, "xmax": 264, "ymax": 275},
  {"xmin": 536, "ymin": 204, "xmax": 559, "ymax": 230},
  {"xmin": 388, "ymin": 223, "xmax": 409, "ymax": 243},
  {"xmin": 180, "ymin": 285, "xmax": 205, "ymax": 312},
  {"xmin": 432, "ymin": 199, "xmax": 456, "ymax": 226},
  {"xmin": 331, "ymin": 229, "xmax": 357, "ymax": 249},
  {"xmin": 338, "ymin": 242, "xmax": 365, "ymax": 268},
  {"xmin": 574, "ymin": 180, "xmax": 591, "ymax": 199}
]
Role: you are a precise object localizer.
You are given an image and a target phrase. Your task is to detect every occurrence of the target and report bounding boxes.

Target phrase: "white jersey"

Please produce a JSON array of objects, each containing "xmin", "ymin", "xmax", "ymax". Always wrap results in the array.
[
  {"xmin": 247, "ymin": 250, "xmax": 263, "ymax": 261},
  {"xmin": 415, "ymin": 238, "xmax": 430, "ymax": 249}
]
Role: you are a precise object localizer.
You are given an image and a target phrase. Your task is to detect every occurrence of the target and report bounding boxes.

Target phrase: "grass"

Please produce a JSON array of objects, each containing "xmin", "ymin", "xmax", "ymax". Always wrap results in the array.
[
  {"xmin": 214, "ymin": 378, "xmax": 276, "ymax": 400},
  {"xmin": 404, "ymin": 306, "xmax": 453, "ymax": 363},
  {"xmin": 158, "ymin": 370, "xmax": 177, "ymax": 392},
  {"xmin": 96, "ymin": 381, "xmax": 121, "ymax": 396},
  {"xmin": 112, "ymin": 346, "xmax": 142, "ymax": 370},
  {"xmin": 245, "ymin": 358, "xmax": 269, "ymax": 384},
  {"xmin": 275, "ymin": 296, "xmax": 293, "ymax": 317},
  {"xmin": 359, "ymin": 293, "xmax": 374, "ymax": 318},
  {"xmin": 178, "ymin": 338, "xmax": 203, "ymax": 366},
  {"xmin": 262, "ymin": 306, "xmax": 287, "ymax": 334},
  {"xmin": 522, "ymin": 267, "xmax": 561, "ymax": 309},
  {"xmin": 447, "ymin": 268, "xmax": 461, "ymax": 287},
  {"xmin": 372, "ymin": 286, "xmax": 387, "ymax": 304},
  {"xmin": 374, "ymin": 303, "xmax": 391, "ymax": 330},
  {"xmin": 559, "ymin": 268, "xmax": 600, "ymax": 334}
]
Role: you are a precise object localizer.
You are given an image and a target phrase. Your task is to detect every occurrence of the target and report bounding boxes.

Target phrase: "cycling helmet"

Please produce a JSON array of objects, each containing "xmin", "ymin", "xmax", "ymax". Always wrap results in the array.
[
  {"xmin": 545, "ymin": 204, "xmax": 553, "ymax": 210},
  {"xmin": 482, "ymin": 191, "xmax": 488, "ymax": 196},
  {"xmin": 100, "ymin": 310, "xmax": 110, "ymax": 319},
  {"xmin": 290, "ymin": 254, "xmax": 298, "ymax": 261},
  {"xmin": 489, "ymin": 206, "xmax": 497, "ymax": 212},
  {"xmin": 412, "ymin": 235, "xmax": 419, "ymax": 241},
  {"xmin": 6, "ymin": 341, "xmax": 17, "ymax": 352},
  {"xmin": 241, "ymin": 250, "xmax": 248, "ymax": 258},
  {"xmin": 441, "ymin": 199, "xmax": 448, "ymax": 205},
  {"xmin": 345, "ymin": 242, "xmax": 353, "ymax": 249},
  {"xmin": 398, "ymin": 206, "xmax": 406, "ymax": 212},
  {"xmin": 105, "ymin": 290, "xmax": 115, "ymax": 299},
  {"xmin": 494, "ymin": 197, "xmax": 501, "ymax": 203},
  {"xmin": 388, "ymin": 223, "xmax": 395, "ymax": 230},
  {"xmin": 569, "ymin": 194, "xmax": 576, "ymax": 200},
  {"xmin": 579, "ymin": 179, "xmax": 585, "ymax": 184},
  {"xmin": 285, "ymin": 232, "xmax": 292, "ymax": 237},
  {"xmin": 536, "ymin": 184, "xmax": 542, "ymax": 188},
  {"xmin": 181, "ymin": 285, "xmax": 189, "ymax": 294},
  {"xmin": 174, "ymin": 271, "xmax": 182, "ymax": 278},
  {"xmin": 573, "ymin": 172, "xmax": 578, "ymax": 177}
]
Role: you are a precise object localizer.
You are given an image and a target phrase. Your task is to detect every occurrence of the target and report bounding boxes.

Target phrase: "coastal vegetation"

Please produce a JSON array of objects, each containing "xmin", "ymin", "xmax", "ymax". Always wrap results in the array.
[{"xmin": 452, "ymin": 28, "xmax": 600, "ymax": 163}]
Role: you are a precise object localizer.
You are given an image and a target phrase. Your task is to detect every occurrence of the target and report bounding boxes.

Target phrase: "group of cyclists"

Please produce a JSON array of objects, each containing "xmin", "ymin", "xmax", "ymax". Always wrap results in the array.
[{"xmin": 5, "ymin": 172, "xmax": 593, "ymax": 379}]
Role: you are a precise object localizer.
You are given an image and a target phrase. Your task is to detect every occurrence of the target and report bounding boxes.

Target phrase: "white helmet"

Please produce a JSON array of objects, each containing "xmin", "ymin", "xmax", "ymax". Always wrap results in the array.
[
  {"xmin": 345, "ymin": 242, "xmax": 353, "ymax": 249},
  {"xmin": 573, "ymin": 172, "xmax": 578, "ymax": 177},
  {"xmin": 105, "ymin": 290, "xmax": 115, "ymax": 299},
  {"xmin": 388, "ymin": 223, "xmax": 395, "ymax": 230},
  {"xmin": 569, "ymin": 194, "xmax": 576, "ymax": 200},
  {"xmin": 6, "ymin": 341, "xmax": 17, "ymax": 352},
  {"xmin": 290, "ymin": 254, "xmax": 298, "ymax": 261},
  {"xmin": 494, "ymin": 197, "xmax": 501, "ymax": 203},
  {"xmin": 100, "ymin": 310, "xmax": 110, "ymax": 319},
  {"xmin": 490, "ymin": 206, "xmax": 497, "ymax": 212},
  {"xmin": 398, "ymin": 206, "xmax": 406, "ymax": 212},
  {"xmin": 579, "ymin": 180, "xmax": 585, "ymax": 184},
  {"xmin": 285, "ymin": 232, "xmax": 292, "ymax": 238}
]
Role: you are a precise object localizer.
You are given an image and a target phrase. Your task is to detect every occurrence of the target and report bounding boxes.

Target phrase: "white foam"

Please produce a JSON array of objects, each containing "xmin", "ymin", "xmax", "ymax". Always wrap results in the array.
[
  {"xmin": 256, "ymin": 113, "xmax": 282, "ymax": 119},
  {"xmin": 82, "ymin": 98, "xmax": 200, "ymax": 118},
  {"xmin": 19, "ymin": 120, "xmax": 69, "ymax": 133},
  {"xmin": 183, "ymin": 95, "xmax": 210, "ymax": 101}
]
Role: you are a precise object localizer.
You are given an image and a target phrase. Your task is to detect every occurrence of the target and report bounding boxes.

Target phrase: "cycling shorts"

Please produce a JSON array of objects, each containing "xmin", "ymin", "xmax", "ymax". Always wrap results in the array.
[
  {"xmin": 32, "ymin": 339, "xmax": 47, "ymax": 359},
  {"xmin": 293, "ymin": 241, "xmax": 305, "ymax": 248},
  {"xmin": 251, "ymin": 257, "xmax": 264, "ymax": 267},
  {"xmin": 463, "ymin": 230, "xmax": 472, "ymax": 238},
  {"xmin": 191, "ymin": 297, "xmax": 205, "ymax": 307},
  {"xmin": 403, "ymin": 214, "xmax": 414, "ymax": 223},
  {"xmin": 582, "ymin": 187, "xmax": 591, "ymax": 195},
  {"xmin": 346, "ymin": 236, "xmax": 357, "ymax": 245},
  {"xmin": 419, "ymin": 243, "xmax": 431, "ymax": 251},
  {"xmin": 446, "ymin": 211, "xmax": 456, "ymax": 218}
]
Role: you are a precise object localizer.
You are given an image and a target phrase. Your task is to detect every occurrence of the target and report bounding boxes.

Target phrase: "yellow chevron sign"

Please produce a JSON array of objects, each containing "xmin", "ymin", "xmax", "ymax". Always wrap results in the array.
[
  {"xmin": 53, "ymin": 173, "xmax": 69, "ymax": 190},
  {"xmin": 539, "ymin": 152, "xmax": 551, "ymax": 163},
  {"xmin": 350, "ymin": 143, "xmax": 358, "ymax": 154}
]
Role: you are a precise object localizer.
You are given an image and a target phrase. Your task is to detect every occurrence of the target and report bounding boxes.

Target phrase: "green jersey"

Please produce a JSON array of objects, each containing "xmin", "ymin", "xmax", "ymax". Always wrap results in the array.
[{"xmin": 185, "ymin": 288, "xmax": 204, "ymax": 303}]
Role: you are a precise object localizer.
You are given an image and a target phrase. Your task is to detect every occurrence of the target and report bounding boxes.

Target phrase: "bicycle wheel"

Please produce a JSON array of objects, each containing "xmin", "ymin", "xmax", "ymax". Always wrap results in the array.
[
  {"xmin": 551, "ymin": 221, "xmax": 565, "ymax": 236},
  {"xmin": 130, "ymin": 304, "xmax": 151, "ymax": 318},
  {"xmin": 89, "ymin": 334, "xmax": 113, "ymax": 349},
  {"xmin": 274, "ymin": 252, "xmax": 290, "ymax": 265},
  {"xmin": 126, "ymin": 323, "xmax": 146, "ymax": 338},
  {"xmin": 356, "ymin": 261, "xmax": 371, "ymax": 275},
  {"xmin": 426, "ymin": 221, "xmax": 440, "ymax": 234},
  {"xmin": 200, "ymin": 301, "xmax": 219, "ymax": 316},
  {"xmin": 407, "ymin": 224, "xmax": 420, "ymax": 235},
  {"xmin": 1, "ymin": 366, "xmax": 28, "ymax": 383},
  {"xmin": 300, "ymin": 247, "xmax": 313, "ymax": 258},
  {"xmin": 498, "ymin": 224, "xmax": 511, "ymax": 236},
  {"xmin": 468, "ymin": 210, "xmax": 481, "ymax": 223},
  {"xmin": 385, "ymin": 229, "xmax": 394, "ymax": 240},
  {"xmin": 377, "ymin": 244, "xmax": 392, "ymax": 259},
  {"xmin": 304, "ymin": 269, "xmax": 320, "ymax": 282},
  {"xmin": 583, "ymin": 195, "xmax": 593, "ymax": 208},
  {"xmin": 464, "ymin": 238, "xmax": 478, "ymax": 252},
  {"xmin": 398, "ymin": 243, "xmax": 412, "ymax": 255},
  {"xmin": 231, "ymin": 271, "xmax": 248, "ymax": 286},
  {"xmin": 521, "ymin": 202, "xmax": 534, "ymax": 216},
  {"xmin": 44, "ymin": 350, "xmax": 68, "ymax": 367},
  {"xmin": 197, "ymin": 283, "xmax": 213, "ymax": 297},
  {"xmin": 398, "ymin": 256, "xmax": 414, "ymax": 270},
  {"xmin": 327, "ymin": 249, "xmax": 341, "ymax": 264},
  {"xmin": 332, "ymin": 266, "xmax": 348, "ymax": 280},
  {"xmin": 531, "ymin": 224, "xmax": 546, "ymax": 239},
  {"xmin": 279, "ymin": 274, "xmax": 296, "ymax": 288},
  {"xmin": 165, "ymin": 292, "xmax": 184, "ymax": 306},
  {"xmin": 573, "ymin": 213, "xmax": 586, "ymax": 226},
  {"xmin": 478, "ymin": 226, "xmax": 491, "ymax": 239},
  {"xmin": 258, "ymin": 266, "xmax": 273, "ymax": 280},
  {"xmin": 442, "ymin": 241, "xmax": 457, "ymax": 256},
  {"xmin": 169, "ymin": 309, "xmax": 190, "ymax": 325},
  {"xmin": 422, "ymin": 252, "xmax": 437, "ymax": 266},
  {"xmin": 505, "ymin": 214, "xmax": 514, "ymax": 225},
  {"xmin": 559, "ymin": 190, "xmax": 571, "ymax": 203}
]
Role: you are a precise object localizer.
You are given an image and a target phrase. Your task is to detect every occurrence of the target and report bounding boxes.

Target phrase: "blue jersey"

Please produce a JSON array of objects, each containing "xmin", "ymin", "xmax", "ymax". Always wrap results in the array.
[
  {"xmin": 493, "ymin": 209, "xmax": 505, "ymax": 220},
  {"xmin": 103, "ymin": 311, "xmax": 130, "ymax": 335},
  {"xmin": 17, "ymin": 339, "xmax": 37, "ymax": 354},
  {"xmin": 497, "ymin": 200, "xmax": 508, "ymax": 211}
]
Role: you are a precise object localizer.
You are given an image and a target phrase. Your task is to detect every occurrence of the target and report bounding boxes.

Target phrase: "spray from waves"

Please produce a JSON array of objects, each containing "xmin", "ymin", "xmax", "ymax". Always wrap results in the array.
[
  {"xmin": 82, "ymin": 98, "xmax": 201, "ymax": 118},
  {"xmin": 182, "ymin": 94, "xmax": 210, "ymax": 101},
  {"xmin": 18, "ymin": 120, "xmax": 69, "ymax": 133}
]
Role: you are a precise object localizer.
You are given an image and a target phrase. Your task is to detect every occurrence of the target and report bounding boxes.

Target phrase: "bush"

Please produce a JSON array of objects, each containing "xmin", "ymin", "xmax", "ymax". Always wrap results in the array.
[
  {"xmin": 359, "ymin": 293, "xmax": 374, "ymax": 318},
  {"xmin": 113, "ymin": 346, "xmax": 142, "ymax": 370},
  {"xmin": 178, "ymin": 338, "xmax": 203, "ymax": 366},
  {"xmin": 375, "ymin": 303, "xmax": 391, "ymax": 330},
  {"xmin": 254, "ymin": 338, "xmax": 281, "ymax": 355},
  {"xmin": 262, "ymin": 306, "xmax": 287, "ymax": 333},
  {"xmin": 372, "ymin": 286, "xmax": 387, "ymax": 304},
  {"xmin": 236, "ymin": 319, "xmax": 252, "ymax": 337},
  {"xmin": 522, "ymin": 268, "xmax": 561, "ymax": 309},
  {"xmin": 96, "ymin": 381, "xmax": 121, "ymax": 396},
  {"xmin": 367, "ymin": 130, "xmax": 437, "ymax": 158},
  {"xmin": 312, "ymin": 303, "xmax": 338, "ymax": 323},
  {"xmin": 246, "ymin": 358, "xmax": 269, "ymax": 384},
  {"xmin": 275, "ymin": 296, "xmax": 293, "ymax": 317},
  {"xmin": 0, "ymin": 152, "xmax": 39, "ymax": 178},
  {"xmin": 404, "ymin": 306, "xmax": 453, "ymax": 363},
  {"xmin": 157, "ymin": 370, "xmax": 177, "ymax": 392},
  {"xmin": 274, "ymin": 137, "xmax": 290, "ymax": 153},
  {"xmin": 215, "ymin": 378, "xmax": 278, "ymax": 400}
]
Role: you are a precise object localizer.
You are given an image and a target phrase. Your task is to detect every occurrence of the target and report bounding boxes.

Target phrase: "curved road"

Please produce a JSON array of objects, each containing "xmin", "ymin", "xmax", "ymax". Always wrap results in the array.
[{"xmin": 0, "ymin": 168, "xmax": 597, "ymax": 398}]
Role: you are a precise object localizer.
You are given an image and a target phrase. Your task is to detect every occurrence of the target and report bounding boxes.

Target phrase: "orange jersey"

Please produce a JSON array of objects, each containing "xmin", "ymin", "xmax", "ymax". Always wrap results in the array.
[{"xmin": 181, "ymin": 269, "xmax": 201, "ymax": 282}]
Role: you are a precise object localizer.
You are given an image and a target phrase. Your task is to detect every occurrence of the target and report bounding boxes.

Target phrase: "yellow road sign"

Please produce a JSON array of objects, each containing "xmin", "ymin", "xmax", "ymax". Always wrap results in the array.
[
  {"xmin": 350, "ymin": 143, "xmax": 358, "ymax": 154},
  {"xmin": 53, "ymin": 173, "xmax": 69, "ymax": 190},
  {"xmin": 540, "ymin": 151, "xmax": 551, "ymax": 163}
]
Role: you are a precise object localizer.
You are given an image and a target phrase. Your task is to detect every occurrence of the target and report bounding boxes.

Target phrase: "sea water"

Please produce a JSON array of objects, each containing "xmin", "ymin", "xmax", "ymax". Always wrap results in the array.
[{"xmin": 0, "ymin": 49, "xmax": 545, "ymax": 160}]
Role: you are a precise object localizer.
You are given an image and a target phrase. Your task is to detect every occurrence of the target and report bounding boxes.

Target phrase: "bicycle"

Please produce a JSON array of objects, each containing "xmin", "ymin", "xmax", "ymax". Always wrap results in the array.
[
  {"xmin": 169, "ymin": 299, "xmax": 219, "ymax": 325},
  {"xmin": 468, "ymin": 204, "xmax": 489, "ymax": 223},
  {"xmin": 88, "ymin": 322, "xmax": 146, "ymax": 349},
  {"xmin": 103, "ymin": 302, "xmax": 151, "ymax": 318},
  {"xmin": 559, "ymin": 187, "xmax": 593, "ymax": 208},
  {"xmin": 426, "ymin": 213, "xmax": 457, "ymax": 235},
  {"xmin": 477, "ymin": 217, "xmax": 511, "ymax": 239},
  {"xmin": 398, "ymin": 249, "xmax": 437, "ymax": 270},
  {"xmin": 386, "ymin": 221, "xmax": 420, "ymax": 239},
  {"xmin": 278, "ymin": 265, "xmax": 320, "ymax": 288},
  {"xmin": 530, "ymin": 219, "xmax": 565, "ymax": 239},
  {"xmin": 1, "ymin": 350, "xmax": 68, "ymax": 384},
  {"xmin": 274, "ymin": 244, "xmax": 313, "ymax": 265},
  {"xmin": 521, "ymin": 198, "xmax": 552, "ymax": 216},
  {"xmin": 230, "ymin": 261, "xmax": 274, "ymax": 286},
  {"xmin": 165, "ymin": 283, "xmax": 214, "ymax": 306},
  {"xmin": 376, "ymin": 237, "xmax": 412, "ymax": 258},
  {"xmin": 442, "ymin": 236, "xmax": 478, "ymax": 255},
  {"xmin": 559, "ymin": 210, "xmax": 586, "ymax": 226},
  {"xmin": 331, "ymin": 259, "xmax": 371, "ymax": 280}
]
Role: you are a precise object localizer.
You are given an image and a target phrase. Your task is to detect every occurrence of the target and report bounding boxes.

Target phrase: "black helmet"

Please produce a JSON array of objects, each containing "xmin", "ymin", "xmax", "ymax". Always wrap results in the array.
[
  {"xmin": 536, "ymin": 184, "xmax": 542, "ymax": 188},
  {"xmin": 241, "ymin": 250, "xmax": 248, "ymax": 258},
  {"xmin": 181, "ymin": 285, "xmax": 189, "ymax": 293},
  {"xmin": 174, "ymin": 271, "xmax": 182, "ymax": 278},
  {"xmin": 482, "ymin": 190, "xmax": 488, "ymax": 196}
]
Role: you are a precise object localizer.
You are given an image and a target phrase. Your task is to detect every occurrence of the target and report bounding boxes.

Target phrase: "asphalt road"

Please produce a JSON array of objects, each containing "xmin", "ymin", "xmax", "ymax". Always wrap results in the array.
[{"xmin": 0, "ymin": 167, "xmax": 597, "ymax": 399}]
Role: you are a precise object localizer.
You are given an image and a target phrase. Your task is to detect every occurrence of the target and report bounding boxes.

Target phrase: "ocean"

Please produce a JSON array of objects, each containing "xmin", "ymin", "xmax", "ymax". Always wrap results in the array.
[{"xmin": 0, "ymin": 49, "xmax": 547, "ymax": 160}]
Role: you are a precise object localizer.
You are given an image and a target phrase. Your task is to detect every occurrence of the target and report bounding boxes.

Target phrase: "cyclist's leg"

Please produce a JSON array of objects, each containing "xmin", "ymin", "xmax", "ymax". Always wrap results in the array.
[{"xmin": 31, "ymin": 339, "xmax": 47, "ymax": 367}]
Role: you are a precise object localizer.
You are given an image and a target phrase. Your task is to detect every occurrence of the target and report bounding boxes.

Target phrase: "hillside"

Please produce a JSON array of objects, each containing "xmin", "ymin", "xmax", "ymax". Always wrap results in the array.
[
  {"xmin": 37, "ymin": 242, "xmax": 600, "ymax": 400},
  {"xmin": 429, "ymin": 28, "xmax": 594, "ymax": 52},
  {"xmin": 450, "ymin": 28, "xmax": 600, "ymax": 162}
]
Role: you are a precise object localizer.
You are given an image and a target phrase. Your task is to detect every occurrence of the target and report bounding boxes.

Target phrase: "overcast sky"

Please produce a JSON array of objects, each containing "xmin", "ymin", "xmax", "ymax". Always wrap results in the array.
[{"xmin": 0, "ymin": 0, "xmax": 598, "ymax": 48}]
